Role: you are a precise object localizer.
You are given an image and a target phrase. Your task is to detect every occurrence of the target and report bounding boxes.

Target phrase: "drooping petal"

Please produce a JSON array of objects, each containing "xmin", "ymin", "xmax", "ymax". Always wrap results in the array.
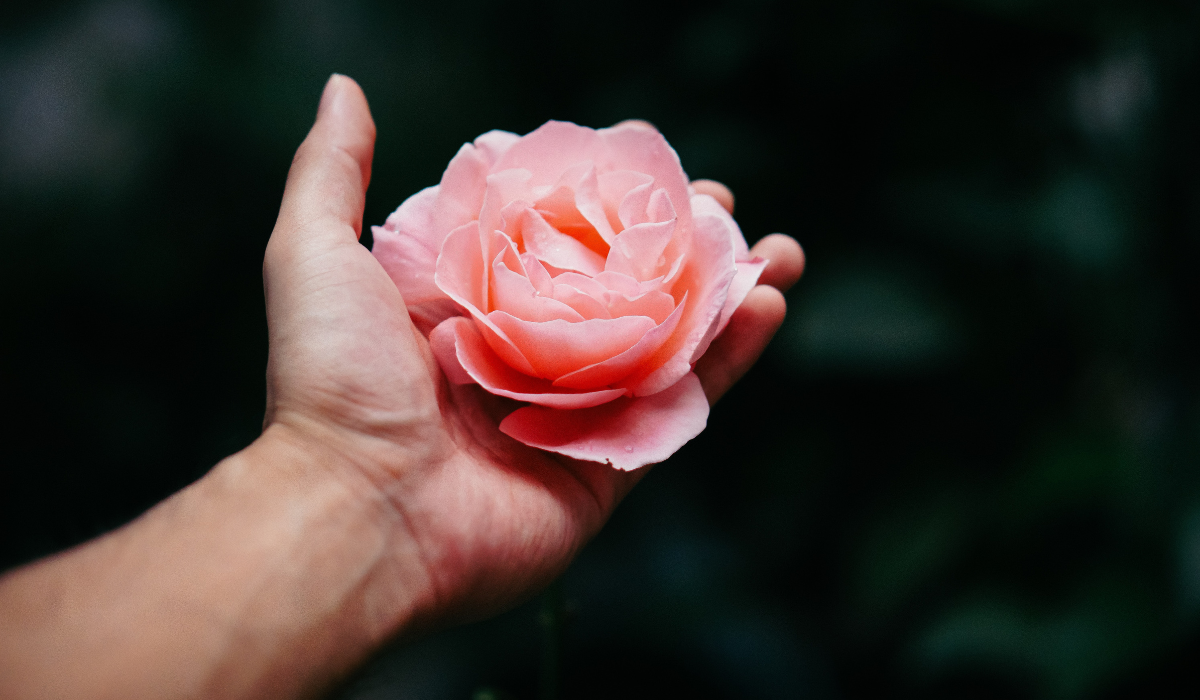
[
  {"xmin": 438, "ymin": 316, "xmax": 625, "ymax": 408},
  {"xmin": 500, "ymin": 372, "xmax": 709, "ymax": 471},
  {"xmin": 371, "ymin": 186, "xmax": 445, "ymax": 305},
  {"xmin": 553, "ymin": 292, "xmax": 687, "ymax": 390},
  {"xmin": 703, "ymin": 257, "xmax": 768, "ymax": 357},
  {"xmin": 488, "ymin": 311, "xmax": 657, "ymax": 380}
]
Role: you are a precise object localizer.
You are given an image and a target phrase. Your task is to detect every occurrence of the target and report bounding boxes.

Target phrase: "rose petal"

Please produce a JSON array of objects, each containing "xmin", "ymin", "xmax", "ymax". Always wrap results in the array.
[
  {"xmin": 593, "ymin": 270, "xmax": 642, "ymax": 296},
  {"xmin": 599, "ymin": 124, "xmax": 693, "ymax": 234},
  {"xmin": 435, "ymin": 223, "xmax": 538, "ymax": 376},
  {"xmin": 492, "ymin": 258, "xmax": 584, "ymax": 323},
  {"xmin": 552, "ymin": 284, "xmax": 611, "ymax": 320},
  {"xmin": 604, "ymin": 218, "xmax": 676, "ymax": 280},
  {"xmin": 520, "ymin": 208, "xmax": 606, "ymax": 276},
  {"xmin": 691, "ymin": 192, "xmax": 751, "ymax": 259},
  {"xmin": 499, "ymin": 372, "xmax": 709, "ymax": 471},
  {"xmin": 530, "ymin": 182, "xmax": 611, "ymax": 259},
  {"xmin": 617, "ymin": 181, "xmax": 654, "ymax": 230},
  {"xmin": 553, "ymin": 292, "xmax": 687, "ymax": 390},
  {"xmin": 432, "ymin": 144, "xmax": 489, "ymax": 235},
  {"xmin": 493, "ymin": 121, "xmax": 606, "ymax": 187},
  {"xmin": 429, "ymin": 318, "xmax": 475, "ymax": 385},
  {"xmin": 488, "ymin": 311, "xmax": 658, "ymax": 380},
  {"xmin": 550, "ymin": 271, "xmax": 603, "ymax": 296},
  {"xmin": 572, "ymin": 164, "xmax": 617, "ymax": 244},
  {"xmin": 478, "ymin": 169, "xmax": 534, "ymax": 243},
  {"xmin": 604, "ymin": 288, "xmax": 676, "ymax": 325},
  {"xmin": 599, "ymin": 170, "xmax": 653, "ymax": 233},
  {"xmin": 472, "ymin": 129, "xmax": 520, "ymax": 164},
  {"xmin": 436, "ymin": 317, "xmax": 625, "ymax": 408},
  {"xmin": 434, "ymin": 222, "xmax": 487, "ymax": 310},
  {"xmin": 706, "ymin": 257, "xmax": 768, "ymax": 351},
  {"xmin": 646, "ymin": 188, "xmax": 677, "ymax": 224},
  {"xmin": 371, "ymin": 185, "xmax": 445, "ymax": 305},
  {"xmin": 520, "ymin": 253, "xmax": 554, "ymax": 295},
  {"xmin": 618, "ymin": 204, "xmax": 738, "ymax": 396}
]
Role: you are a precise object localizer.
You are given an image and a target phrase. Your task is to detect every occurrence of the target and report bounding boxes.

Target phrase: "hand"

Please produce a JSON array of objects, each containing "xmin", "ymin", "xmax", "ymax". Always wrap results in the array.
[
  {"xmin": 0, "ymin": 73, "xmax": 804, "ymax": 700},
  {"xmin": 262, "ymin": 75, "xmax": 806, "ymax": 625}
]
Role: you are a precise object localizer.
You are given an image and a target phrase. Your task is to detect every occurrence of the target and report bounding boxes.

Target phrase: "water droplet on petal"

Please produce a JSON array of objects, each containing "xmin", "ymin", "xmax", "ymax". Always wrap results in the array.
[{"xmin": 624, "ymin": 445, "xmax": 634, "ymax": 452}]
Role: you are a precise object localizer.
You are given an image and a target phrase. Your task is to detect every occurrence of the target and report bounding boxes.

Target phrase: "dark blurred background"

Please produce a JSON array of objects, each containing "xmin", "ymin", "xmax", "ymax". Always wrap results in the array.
[{"xmin": 3, "ymin": 0, "xmax": 1200, "ymax": 698}]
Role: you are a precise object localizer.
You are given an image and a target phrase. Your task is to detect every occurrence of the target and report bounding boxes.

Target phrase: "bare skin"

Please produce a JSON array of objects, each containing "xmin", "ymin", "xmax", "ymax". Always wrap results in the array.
[{"xmin": 0, "ymin": 75, "xmax": 805, "ymax": 700}]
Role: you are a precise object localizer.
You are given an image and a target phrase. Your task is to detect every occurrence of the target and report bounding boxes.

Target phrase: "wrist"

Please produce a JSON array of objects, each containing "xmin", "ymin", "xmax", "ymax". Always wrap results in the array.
[
  {"xmin": 203, "ymin": 422, "xmax": 436, "ymax": 690},
  {"xmin": 0, "ymin": 422, "xmax": 435, "ymax": 700}
]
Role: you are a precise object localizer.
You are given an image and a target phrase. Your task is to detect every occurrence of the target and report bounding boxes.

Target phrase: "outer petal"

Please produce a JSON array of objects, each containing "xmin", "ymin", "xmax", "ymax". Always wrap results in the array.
[
  {"xmin": 499, "ymin": 372, "xmax": 709, "ymax": 471},
  {"xmin": 371, "ymin": 186, "xmax": 445, "ymax": 305},
  {"xmin": 472, "ymin": 129, "xmax": 520, "ymax": 164},
  {"xmin": 437, "ymin": 317, "xmax": 625, "ymax": 408},
  {"xmin": 372, "ymin": 131, "xmax": 523, "ymax": 303},
  {"xmin": 492, "ymin": 121, "xmax": 606, "ymax": 186},
  {"xmin": 691, "ymin": 192, "xmax": 750, "ymax": 259}
]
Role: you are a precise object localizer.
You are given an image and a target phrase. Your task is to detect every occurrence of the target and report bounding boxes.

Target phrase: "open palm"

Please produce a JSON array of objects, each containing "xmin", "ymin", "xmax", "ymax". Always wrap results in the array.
[{"xmin": 261, "ymin": 76, "xmax": 805, "ymax": 627}]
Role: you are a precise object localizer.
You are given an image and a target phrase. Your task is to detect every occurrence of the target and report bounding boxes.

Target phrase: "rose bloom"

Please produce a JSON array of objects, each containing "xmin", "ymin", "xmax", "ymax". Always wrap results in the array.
[{"xmin": 372, "ymin": 121, "xmax": 765, "ymax": 470}]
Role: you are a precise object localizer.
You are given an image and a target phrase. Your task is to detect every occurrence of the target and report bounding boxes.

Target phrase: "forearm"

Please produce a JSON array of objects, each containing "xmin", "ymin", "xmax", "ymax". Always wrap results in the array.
[{"xmin": 0, "ymin": 424, "xmax": 426, "ymax": 700}]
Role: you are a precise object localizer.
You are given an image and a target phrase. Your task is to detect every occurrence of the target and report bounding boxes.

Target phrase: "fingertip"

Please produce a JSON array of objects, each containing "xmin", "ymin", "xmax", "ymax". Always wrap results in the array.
[
  {"xmin": 752, "ymin": 233, "xmax": 805, "ymax": 292},
  {"xmin": 612, "ymin": 119, "xmax": 657, "ymax": 131},
  {"xmin": 691, "ymin": 179, "xmax": 735, "ymax": 214},
  {"xmin": 315, "ymin": 74, "xmax": 376, "ymax": 185},
  {"xmin": 745, "ymin": 283, "xmax": 787, "ymax": 325},
  {"xmin": 695, "ymin": 284, "xmax": 788, "ymax": 405},
  {"xmin": 273, "ymin": 75, "xmax": 378, "ymax": 250}
]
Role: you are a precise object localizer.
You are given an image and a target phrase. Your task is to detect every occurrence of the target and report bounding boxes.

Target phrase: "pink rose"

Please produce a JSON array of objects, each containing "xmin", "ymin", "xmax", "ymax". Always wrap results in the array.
[{"xmin": 371, "ymin": 121, "xmax": 765, "ymax": 470}]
